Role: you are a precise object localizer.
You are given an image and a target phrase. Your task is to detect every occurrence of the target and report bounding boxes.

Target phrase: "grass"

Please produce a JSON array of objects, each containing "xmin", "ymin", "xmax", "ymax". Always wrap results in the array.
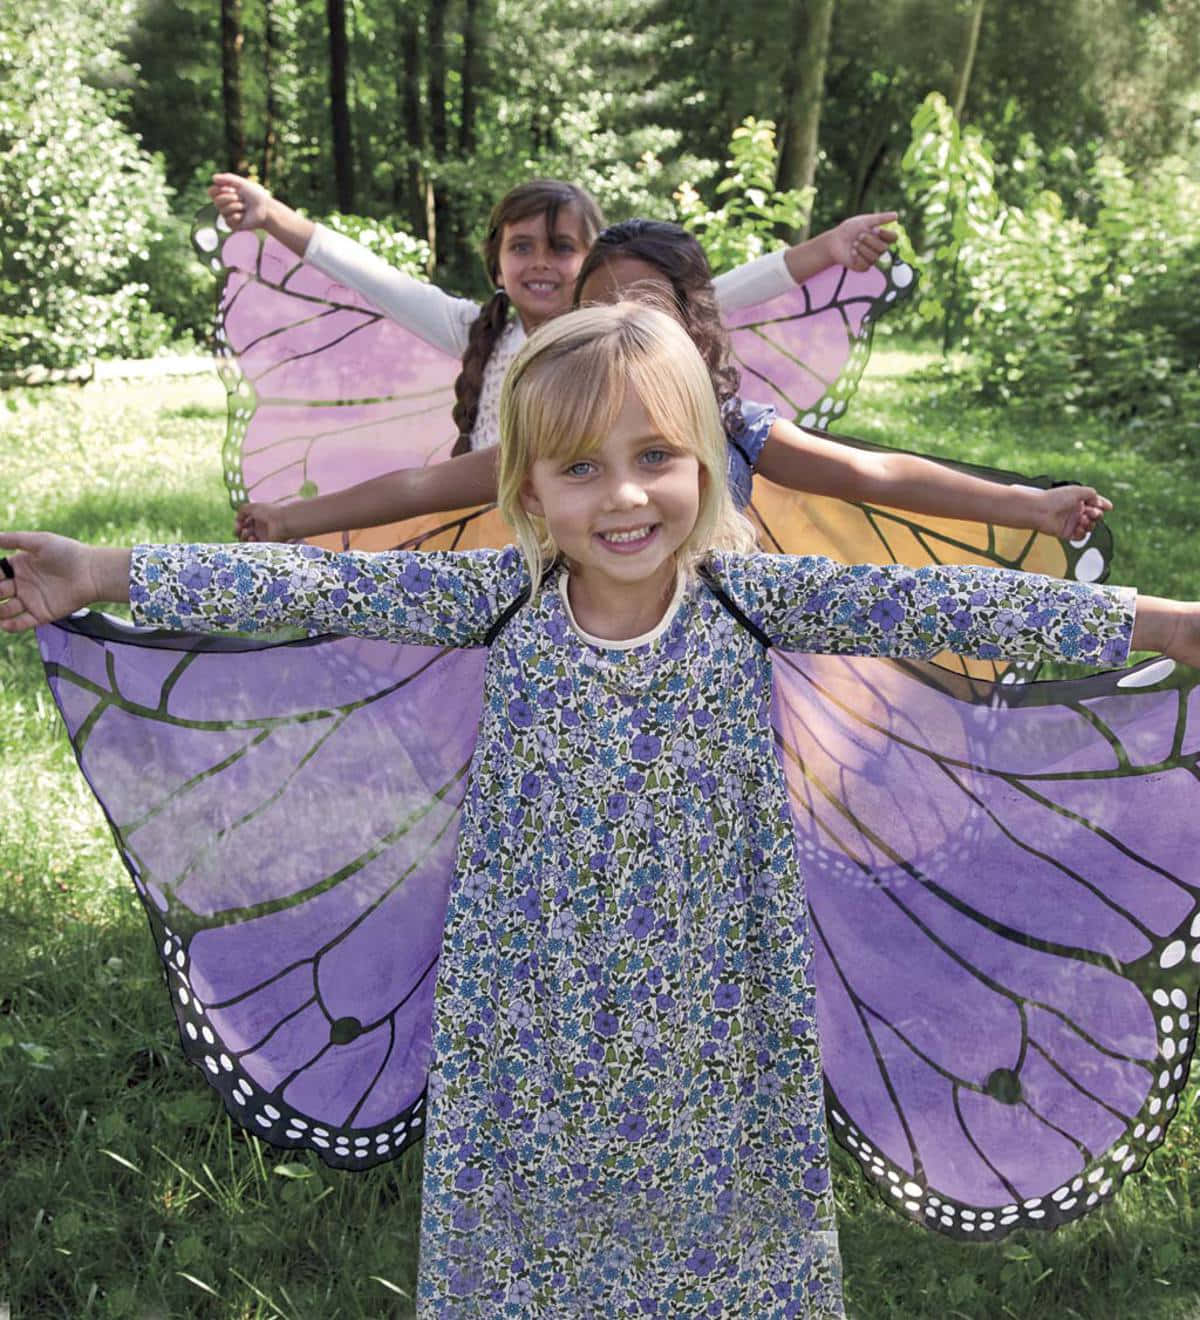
[{"xmin": 2, "ymin": 352, "xmax": 1199, "ymax": 1318}]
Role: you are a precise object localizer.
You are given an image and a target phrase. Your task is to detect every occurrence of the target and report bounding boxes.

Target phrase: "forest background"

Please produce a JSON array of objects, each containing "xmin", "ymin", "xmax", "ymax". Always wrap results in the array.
[
  {"xmin": 2, "ymin": 0, "xmax": 1198, "ymax": 422},
  {"xmin": 4, "ymin": 2, "xmax": 1200, "ymax": 1317}
]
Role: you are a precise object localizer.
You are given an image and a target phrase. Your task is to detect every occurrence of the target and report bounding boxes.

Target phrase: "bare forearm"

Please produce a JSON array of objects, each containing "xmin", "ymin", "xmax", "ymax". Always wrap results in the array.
[
  {"xmin": 757, "ymin": 423, "xmax": 1044, "ymax": 527},
  {"xmin": 782, "ymin": 231, "xmax": 838, "ymax": 285},
  {"xmin": 279, "ymin": 449, "xmax": 500, "ymax": 539},
  {"xmin": 262, "ymin": 197, "xmax": 316, "ymax": 259},
  {"xmin": 1132, "ymin": 597, "xmax": 1194, "ymax": 658}
]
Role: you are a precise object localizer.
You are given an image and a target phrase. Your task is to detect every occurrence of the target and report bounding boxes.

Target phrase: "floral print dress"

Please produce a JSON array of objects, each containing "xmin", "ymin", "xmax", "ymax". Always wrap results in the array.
[{"xmin": 130, "ymin": 542, "xmax": 1135, "ymax": 1318}]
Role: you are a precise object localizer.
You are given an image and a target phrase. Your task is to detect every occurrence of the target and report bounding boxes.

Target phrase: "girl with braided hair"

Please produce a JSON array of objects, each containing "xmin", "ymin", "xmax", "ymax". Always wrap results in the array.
[{"xmin": 213, "ymin": 185, "xmax": 1107, "ymax": 558}]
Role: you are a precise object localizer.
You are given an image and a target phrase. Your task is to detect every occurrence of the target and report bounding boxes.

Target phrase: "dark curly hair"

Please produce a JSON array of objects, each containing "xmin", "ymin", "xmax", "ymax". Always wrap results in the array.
[
  {"xmin": 573, "ymin": 219, "xmax": 742, "ymax": 425},
  {"xmin": 451, "ymin": 180, "xmax": 604, "ymax": 454}
]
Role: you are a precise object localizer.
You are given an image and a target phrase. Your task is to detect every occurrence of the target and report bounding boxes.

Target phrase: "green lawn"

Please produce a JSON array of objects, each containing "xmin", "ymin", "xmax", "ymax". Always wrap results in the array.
[{"xmin": 2, "ymin": 354, "xmax": 1198, "ymax": 1318}]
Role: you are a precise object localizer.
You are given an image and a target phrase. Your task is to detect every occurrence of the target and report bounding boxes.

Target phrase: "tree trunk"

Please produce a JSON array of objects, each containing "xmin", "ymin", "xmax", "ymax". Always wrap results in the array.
[
  {"xmin": 951, "ymin": 0, "xmax": 986, "ymax": 121},
  {"xmin": 326, "ymin": 0, "xmax": 355, "ymax": 211},
  {"xmin": 395, "ymin": 5, "xmax": 425, "ymax": 235},
  {"xmin": 260, "ymin": 0, "xmax": 279, "ymax": 186},
  {"xmin": 774, "ymin": 0, "xmax": 835, "ymax": 240},
  {"xmin": 459, "ymin": 0, "xmax": 481, "ymax": 153},
  {"xmin": 427, "ymin": 0, "xmax": 447, "ymax": 159},
  {"xmin": 426, "ymin": 0, "xmax": 449, "ymax": 269},
  {"xmin": 220, "ymin": 0, "xmax": 248, "ymax": 174}
]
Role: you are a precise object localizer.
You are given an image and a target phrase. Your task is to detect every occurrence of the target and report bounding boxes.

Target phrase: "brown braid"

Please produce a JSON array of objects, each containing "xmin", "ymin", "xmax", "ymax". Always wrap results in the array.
[
  {"xmin": 573, "ymin": 219, "xmax": 744, "ymax": 432},
  {"xmin": 451, "ymin": 180, "xmax": 605, "ymax": 453}
]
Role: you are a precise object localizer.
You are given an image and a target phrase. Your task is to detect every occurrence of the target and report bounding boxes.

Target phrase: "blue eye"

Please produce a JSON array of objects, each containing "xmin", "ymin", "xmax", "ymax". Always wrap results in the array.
[
  {"xmin": 564, "ymin": 460, "xmax": 593, "ymax": 478},
  {"xmin": 641, "ymin": 448, "xmax": 671, "ymax": 466}
]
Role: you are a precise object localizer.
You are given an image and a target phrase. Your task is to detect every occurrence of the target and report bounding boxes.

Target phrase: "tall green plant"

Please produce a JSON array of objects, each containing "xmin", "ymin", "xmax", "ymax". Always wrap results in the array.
[
  {"xmin": 674, "ymin": 118, "xmax": 812, "ymax": 274},
  {"xmin": 900, "ymin": 91, "xmax": 999, "ymax": 349},
  {"xmin": 901, "ymin": 90, "xmax": 1200, "ymax": 421}
]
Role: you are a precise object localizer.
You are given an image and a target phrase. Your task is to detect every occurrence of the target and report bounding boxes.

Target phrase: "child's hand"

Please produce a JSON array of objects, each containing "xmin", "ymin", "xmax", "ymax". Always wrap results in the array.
[
  {"xmin": 235, "ymin": 502, "xmax": 292, "ymax": 543},
  {"xmin": 0, "ymin": 532, "xmax": 122, "ymax": 632},
  {"xmin": 827, "ymin": 212, "xmax": 899, "ymax": 272},
  {"xmin": 208, "ymin": 173, "xmax": 271, "ymax": 232},
  {"xmin": 1034, "ymin": 485, "xmax": 1112, "ymax": 541}
]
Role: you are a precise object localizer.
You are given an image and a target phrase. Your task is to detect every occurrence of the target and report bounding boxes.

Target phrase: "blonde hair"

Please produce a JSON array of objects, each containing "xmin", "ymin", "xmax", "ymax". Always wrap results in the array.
[{"xmin": 498, "ymin": 301, "xmax": 758, "ymax": 585}]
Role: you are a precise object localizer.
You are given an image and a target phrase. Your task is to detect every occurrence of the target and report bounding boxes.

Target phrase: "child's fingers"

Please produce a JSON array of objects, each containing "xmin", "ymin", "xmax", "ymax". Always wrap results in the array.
[{"xmin": 0, "ymin": 531, "xmax": 45, "ymax": 553}]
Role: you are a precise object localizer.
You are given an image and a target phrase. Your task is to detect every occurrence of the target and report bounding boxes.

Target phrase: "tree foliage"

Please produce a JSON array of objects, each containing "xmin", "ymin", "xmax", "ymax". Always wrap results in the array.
[
  {"xmin": 3, "ymin": 0, "xmax": 1198, "ymax": 385},
  {"xmin": 901, "ymin": 92, "xmax": 1200, "ymax": 420},
  {"xmin": 0, "ymin": 0, "xmax": 180, "ymax": 371}
]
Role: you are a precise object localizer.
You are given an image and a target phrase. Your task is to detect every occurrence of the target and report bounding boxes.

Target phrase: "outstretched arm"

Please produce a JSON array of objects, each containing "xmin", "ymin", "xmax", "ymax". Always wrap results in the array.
[
  {"xmin": 235, "ymin": 448, "xmax": 501, "ymax": 542},
  {"xmin": 755, "ymin": 418, "xmax": 1111, "ymax": 542},
  {"xmin": 713, "ymin": 211, "xmax": 900, "ymax": 312},
  {"xmin": 208, "ymin": 173, "xmax": 314, "ymax": 258},
  {"xmin": 783, "ymin": 211, "xmax": 899, "ymax": 280}
]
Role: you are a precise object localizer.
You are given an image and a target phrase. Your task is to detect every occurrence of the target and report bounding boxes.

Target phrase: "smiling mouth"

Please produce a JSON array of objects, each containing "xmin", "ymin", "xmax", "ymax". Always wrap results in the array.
[
  {"xmin": 523, "ymin": 280, "xmax": 559, "ymax": 294},
  {"xmin": 596, "ymin": 524, "xmax": 658, "ymax": 549}
]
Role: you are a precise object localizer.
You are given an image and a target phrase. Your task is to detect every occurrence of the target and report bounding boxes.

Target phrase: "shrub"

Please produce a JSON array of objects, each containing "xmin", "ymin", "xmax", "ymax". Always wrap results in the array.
[
  {"xmin": 0, "ymin": 6, "xmax": 177, "ymax": 370},
  {"xmin": 901, "ymin": 93, "xmax": 1200, "ymax": 419}
]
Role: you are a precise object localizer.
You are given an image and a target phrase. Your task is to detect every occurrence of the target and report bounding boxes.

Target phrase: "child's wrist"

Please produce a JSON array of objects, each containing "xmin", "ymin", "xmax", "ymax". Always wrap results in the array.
[{"xmin": 89, "ymin": 546, "xmax": 133, "ymax": 605}]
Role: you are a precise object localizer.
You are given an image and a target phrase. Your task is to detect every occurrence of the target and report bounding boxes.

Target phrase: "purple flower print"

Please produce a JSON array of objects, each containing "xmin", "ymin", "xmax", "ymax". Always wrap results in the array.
[
  {"xmin": 448, "ymin": 1267, "xmax": 484, "ymax": 1298},
  {"xmin": 803, "ymin": 1164, "xmax": 831, "ymax": 1194},
  {"xmin": 594, "ymin": 1010, "xmax": 619, "ymax": 1038},
  {"xmin": 506, "ymin": 1279, "xmax": 534, "ymax": 1306},
  {"xmin": 625, "ymin": 906, "xmax": 655, "ymax": 939},
  {"xmin": 1101, "ymin": 636, "xmax": 1128, "ymax": 666},
  {"xmin": 520, "ymin": 771, "xmax": 541, "ymax": 799},
  {"xmin": 714, "ymin": 983, "xmax": 742, "ymax": 1010},
  {"xmin": 617, "ymin": 1112, "xmax": 648, "ymax": 1141},
  {"xmin": 607, "ymin": 792, "xmax": 629, "ymax": 820},
  {"xmin": 180, "ymin": 563, "xmax": 212, "ymax": 592},
  {"xmin": 631, "ymin": 1018, "xmax": 657, "ymax": 1048},
  {"xmin": 493, "ymin": 1090, "xmax": 515, "ymax": 1120},
  {"xmin": 454, "ymin": 1166, "xmax": 484, "ymax": 1192},
  {"xmin": 869, "ymin": 598, "xmax": 905, "ymax": 631},
  {"xmin": 630, "ymin": 732, "xmax": 661, "ymax": 762},
  {"xmin": 398, "ymin": 559, "xmax": 432, "ymax": 594},
  {"xmin": 685, "ymin": 1247, "xmax": 719, "ymax": 1276},
  {"xmin": 508, "ymin": 698, "xmax": 534, "ymax": 729},
  {"xmin": 452, "ymin": 1204, "xmax": 481, "ymax": 1231}
]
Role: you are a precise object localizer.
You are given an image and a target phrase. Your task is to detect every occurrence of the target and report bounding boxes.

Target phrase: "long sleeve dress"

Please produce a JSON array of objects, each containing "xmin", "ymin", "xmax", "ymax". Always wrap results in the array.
[{"xmin": 129, "ymin": 542, "xmax": 1135, "ymax": 1318}]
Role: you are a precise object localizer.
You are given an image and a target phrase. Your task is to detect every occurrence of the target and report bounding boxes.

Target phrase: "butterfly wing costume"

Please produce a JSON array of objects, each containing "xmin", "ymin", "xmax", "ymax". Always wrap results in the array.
[{"xmin": 34, "ymin": 219, "xmax": 1189, "ymax": 1243}]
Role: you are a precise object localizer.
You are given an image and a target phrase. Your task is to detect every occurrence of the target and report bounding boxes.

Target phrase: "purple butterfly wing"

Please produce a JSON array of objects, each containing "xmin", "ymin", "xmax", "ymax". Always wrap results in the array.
[
  {"xmin": 730, "ymin": 256, "xmax": 1114, "ymax": 681},
  {"xmin": 38, "ymin": 614, "xmax": 478, "ymax": 1168},
  {"xmin": 192, "ymin": 211, "xmax": 462, "ymax": 537},
  {"xmin": 773, "ymin": 650, "xmax": 1200, "ymax": 1238},
  {"xmin": 726, "ymin": 256, "xmax": 917, "ymax": 427}
]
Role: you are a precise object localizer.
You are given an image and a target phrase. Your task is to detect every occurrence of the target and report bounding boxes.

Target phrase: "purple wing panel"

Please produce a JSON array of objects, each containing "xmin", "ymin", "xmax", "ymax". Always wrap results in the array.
[
  {"xmin": 39, "ymin": 614, "xmax": 483, "ymax": 1169},
  {"xmin": 193, "ymin": 215, "xmax": 460, "ymax": 512},
  {"xmin": 727, "ymin": 257, "xmax": 916, "ymax": 427},
  {"xmin": 774, "ymin": 649, "xmax": 1200, "ymax": 1239},
  {"xmin": 38, "ymin": 612, "xmax": 1200, "ymax": 1228}
]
